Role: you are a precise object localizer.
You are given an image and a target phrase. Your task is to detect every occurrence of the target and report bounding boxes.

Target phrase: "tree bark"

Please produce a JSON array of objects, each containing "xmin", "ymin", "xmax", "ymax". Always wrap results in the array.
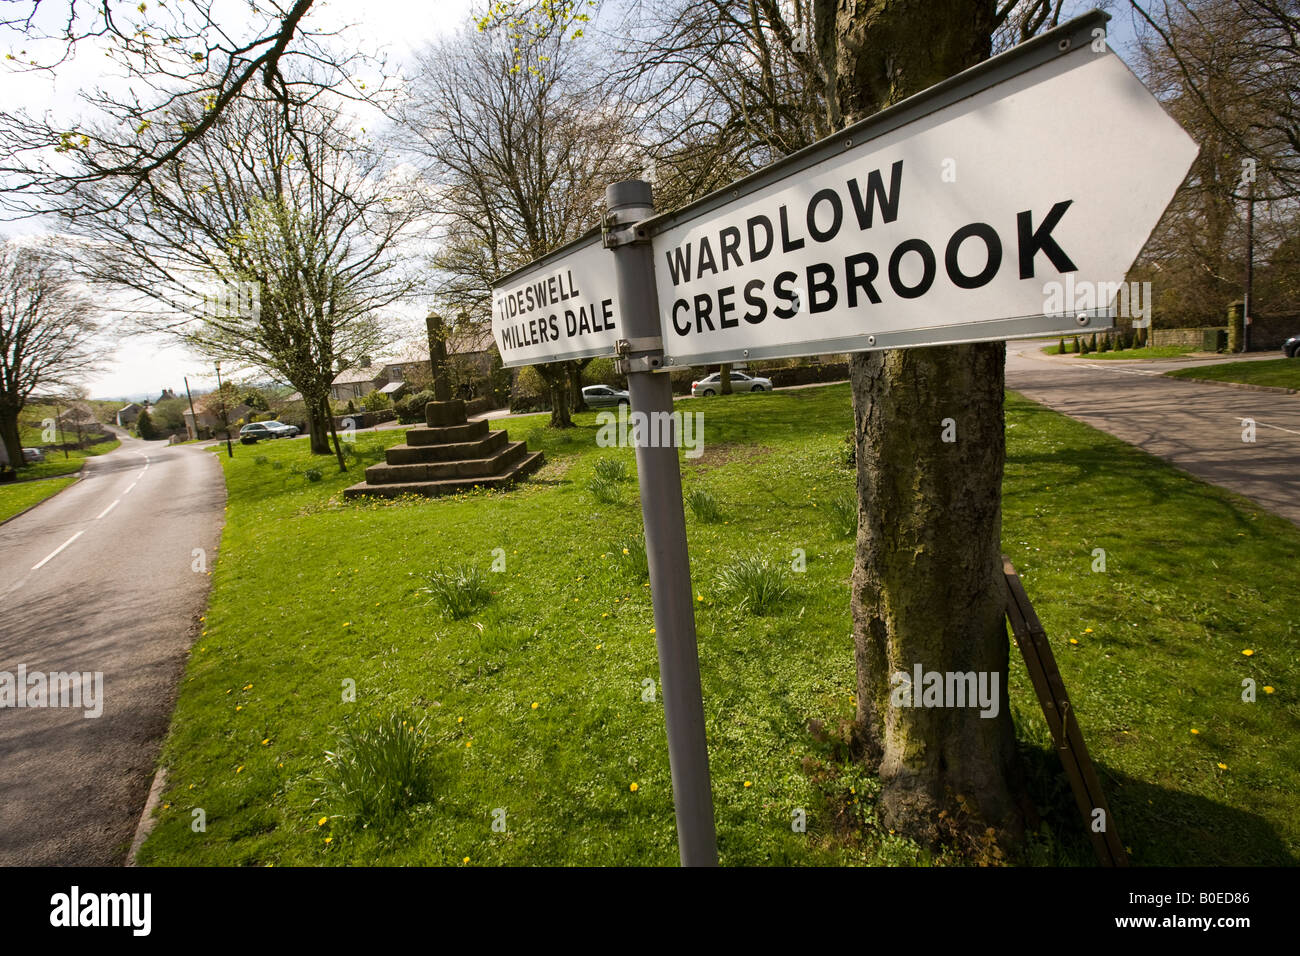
[
  {"xmin": 720, "ymin": 363, "xmax": 733, "ymax": 395},
  {"xmin": 570, "ymin": 359, "xmax": 591, "ymax": 412},
  {"xmin": 836, "ymin": 0, "xmax": 1026, "ymax": 849},
  {"xmin": 305, "ymin": 394, "xmax": 332, "ymax": 455},
  {"xmin": 0, "ymin": 404, "xmax": 21, "ymax": 467},
  {"xmin": 539, "ymin": 362, "xmax": 573, "ymax": 428}
]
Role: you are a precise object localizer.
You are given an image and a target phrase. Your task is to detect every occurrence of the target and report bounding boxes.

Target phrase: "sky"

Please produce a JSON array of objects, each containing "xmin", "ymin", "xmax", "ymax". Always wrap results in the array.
[{"xmin": 1, "ymin": 0, "xmax": 1149, "ymax": 401}]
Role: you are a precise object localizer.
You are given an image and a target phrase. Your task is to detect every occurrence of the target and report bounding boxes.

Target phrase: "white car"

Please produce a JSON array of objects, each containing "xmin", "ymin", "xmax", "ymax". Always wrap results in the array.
[{"xmin": 690, "ymin": 371, "xmax": 773, "ymax": 397}]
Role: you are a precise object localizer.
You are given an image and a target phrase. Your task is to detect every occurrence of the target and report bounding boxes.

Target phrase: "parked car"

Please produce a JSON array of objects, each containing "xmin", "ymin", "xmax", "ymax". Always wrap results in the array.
[
  {"xmin": 690, "ymin": 370, "xmax": 773, "ymax": 397},
  {"xmin": 22, "ymin": 447, "xmax": 45, "ymax": 463},
  {"xmin": 263, "ymin": 420, "xmax": 300, "ymax": 438},
  {"xmin": 581, "ymin": 384, "xmax": 630, "ymax": 408},
  {"xmin": 1283, "ymin": 334, "xmax": 1300, "ymax": 358}
]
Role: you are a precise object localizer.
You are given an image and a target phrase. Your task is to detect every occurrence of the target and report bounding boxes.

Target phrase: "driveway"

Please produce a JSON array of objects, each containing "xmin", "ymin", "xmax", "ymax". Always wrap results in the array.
[
  {"xmin": 0, "ymin": 432, "xmax": 224, "ymax": 864},
  {"xmin": 1006, "ymin": 342, "xmax": 1300, "ymax": 526}
]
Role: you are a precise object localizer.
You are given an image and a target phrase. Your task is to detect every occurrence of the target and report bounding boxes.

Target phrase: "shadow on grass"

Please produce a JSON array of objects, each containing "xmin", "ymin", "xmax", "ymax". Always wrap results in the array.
[{"xmin": 1017, "ymin": 743, "xmax": 1296, "ymax": 866}]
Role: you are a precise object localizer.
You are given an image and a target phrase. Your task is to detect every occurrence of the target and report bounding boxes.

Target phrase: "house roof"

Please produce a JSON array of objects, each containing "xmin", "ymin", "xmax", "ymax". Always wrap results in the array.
[{"xmin": 331, "ymin": 366, "xmax": 383, "ymax": 386}]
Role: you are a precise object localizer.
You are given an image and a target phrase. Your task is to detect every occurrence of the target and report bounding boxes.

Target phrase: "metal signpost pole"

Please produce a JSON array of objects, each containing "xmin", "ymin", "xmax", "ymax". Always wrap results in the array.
[{"xmin": 604, "ymin": 180, "xmax": 718, "ymax": 867}]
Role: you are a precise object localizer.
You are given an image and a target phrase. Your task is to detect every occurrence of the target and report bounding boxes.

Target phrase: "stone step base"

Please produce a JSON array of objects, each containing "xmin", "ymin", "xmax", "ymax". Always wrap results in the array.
[
  {"xmin": 343, "ymin": 451, "xmax": 545, "ymax": 500},
  {"xmin": 406, "ymin": 419, "xmax": 489, "ymax": 446},
  {"xmin": 386, "ymin": 429, "xmax": 509, "ymax": 464},
  {"xmin": 364, "ymin": 440, "xmax": 528, "ymax": 484}
]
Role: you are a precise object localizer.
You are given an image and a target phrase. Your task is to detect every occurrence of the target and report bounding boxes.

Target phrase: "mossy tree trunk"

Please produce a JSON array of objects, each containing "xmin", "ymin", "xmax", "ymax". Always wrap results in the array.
[{"xmin": 833, "ymin": 0, "xmax": 1027, "ymax": 850}]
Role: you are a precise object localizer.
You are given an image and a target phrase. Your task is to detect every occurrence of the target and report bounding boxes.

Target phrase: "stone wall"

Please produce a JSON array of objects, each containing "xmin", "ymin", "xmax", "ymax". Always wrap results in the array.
[{"xmin": 1151, "ymin": 327, "xmax": 1227, "ymax": 349}]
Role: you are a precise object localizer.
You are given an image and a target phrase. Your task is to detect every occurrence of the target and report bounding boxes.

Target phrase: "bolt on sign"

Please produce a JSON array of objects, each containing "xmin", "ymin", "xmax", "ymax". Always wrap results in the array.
[
  {"xmin": 638, "ymin": 22, "xmax": 1198, "ymax": 367},
  {"xmin": 491, "ymin": 232, "xmax": 622, "ymax": 368}
]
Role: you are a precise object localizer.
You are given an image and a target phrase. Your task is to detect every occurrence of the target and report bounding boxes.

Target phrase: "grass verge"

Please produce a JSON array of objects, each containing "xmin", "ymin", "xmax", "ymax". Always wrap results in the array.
[
  {"xmin": 0, "ymin": 476, "xmax": 77, "ymax": 523},
  {"xmin": 1165, "ymin": 357, "xmax": 1300, "ymax": 390},
  {"xmin": 137, "ymin": 386, "xmax": 1300, "ymax": 866},
  {"xmin": 1043, "ymin": 344, "xmax": 1201, "ymax": 360}
]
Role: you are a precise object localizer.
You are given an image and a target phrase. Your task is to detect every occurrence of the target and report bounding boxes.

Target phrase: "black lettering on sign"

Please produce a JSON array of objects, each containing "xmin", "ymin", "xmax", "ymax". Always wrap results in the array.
[
  {"xmin": 807, "ymin": 189, "xmax": 843, "ymax": 243},
  {"xmin": 845, "ymin": 252, "xmax": 882, "ymax": 306},
  {"xmin": 773, "ymin": 271, "xmax": 799, "ymax": 319},
  {"xmin": 742, "ymin": 279, "xmax": 767, "ymax": 324},
  {"xmin": 779, "ymin": 205, "xmax": 805, "ymax": 253},
  {"xmin": 748, "ymin": 215, "xmax": 774, "ymax": 262},
  {"xmin": 667, "ymin": 245, "xmax": 692, "ymax": 286},
  {"xmin": 945, "ymin": 222, "xmax": 1002, "ymax": 289},
  {"xmin": 807, "ymin": 263, "xmax": 837, "ymax": 313},
  {"xmin": 888, "ymin": 239, "xmax": 936, "ymax": 299},
  {"xmin": 719, "ymin": 227, "xmax": 743, "ymax": 271},
  {"xmin": 671, "ymin": 299, "xmax": 690, "ymax": 335},
  {"xmin": 600, "ymin": 298, "xmax": 615, "ymax": 331},
  {"xmin": 696, "ymin": 236, "xmax": 719, "ymax": 279},
  {"xmin": 718, "ymin": 285, "xmax": 738, "ymax": 328},
  {"xmin": 847, "ymin": 160, "xmax": 903, "ymax": 230},
  {"xmin": 693, "ymin": 292, "xmax": 715, "ymax": 332},
  {"xmin": 1017, "ymin": 200, "xmax": 1076, "ymax": 278}
]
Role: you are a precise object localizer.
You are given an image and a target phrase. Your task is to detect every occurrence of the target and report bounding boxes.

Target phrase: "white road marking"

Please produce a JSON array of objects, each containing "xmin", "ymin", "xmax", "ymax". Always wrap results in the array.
[
  {"xmin": 1077, "ymin": 363, "xmax": 1162, "ymax": 376},
  {"xmin": 32, "ymin": 531, "xmax": 84, "ymax": 571},
  {"xmin": 1235, "ymin": 416, "xmax": 1300, "ymax": 438},
  {"xmin": 96, "ymin": 499, "xmax": 120, "ymax": 519},
  {"xmin": 123, "ymin": 481, "xmax": 138, "ymax": 495}
]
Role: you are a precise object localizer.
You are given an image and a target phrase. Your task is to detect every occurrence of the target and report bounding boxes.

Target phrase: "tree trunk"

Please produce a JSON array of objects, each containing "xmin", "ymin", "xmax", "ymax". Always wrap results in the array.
[
  {"xmin": 720, "ymin": 363, "xmax": 733, "ymax": 395},
  {"xmin": 539, "ymin": 363, "xmax": 572, "ymax": 428},
  {"xmin": 836, "ymin": 0, "xmax": 1026, "ymax": 850},
  {"xmin": 0, "ymin": 404, "xmax": 21, "ymax": 467},
  {"xmin": 305, "ymin": 395, "xmax": 332, "ymax": 455},
  {"xmin": 570, "ymin": 359, "xmax": 590, "ymax": 412},
  {"xmin": 426, "ymin": 311, "xmax": 452, "ymax": 402}
]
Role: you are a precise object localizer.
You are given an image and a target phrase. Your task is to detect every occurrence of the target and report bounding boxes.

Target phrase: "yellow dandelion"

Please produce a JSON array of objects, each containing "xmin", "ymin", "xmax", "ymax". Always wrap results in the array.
[
  {"xmin": 324, "ymin": 836, "xmax": 332, "ymax": 844},
  {"xmin": 318, "ymin": 816, "xmax": 328, "ymax": 826},
  {"xmin": 457, "ymin": 716, "xmax": 464, "ymax": 724},
  {"xmin": 1242, "ymin": 648, "xmax": 1254, "ymax": 656},
  {"xmin": 236, "ymin": 765, "xmax": 244, "ymax": 773},
  {"xmin": 1217, "ymin": 762, "xmax": 1227, "ymax": 770},
  {"xmin": 629, "ymin": 782, "xmax": 639, "ymax": 792},
  {"xmin": 596, "ymin": 643, "xmax": 603, "ymax": 650},
  {"xmin": 343, "ymin": 622, "xmax": 351, "ymax": 627},
  {"xmin": 1263, "ymin": 686, "xmax": 1275, "ymax": 694},
  {"xmin": 531, "ymin": 702, "xmax": 539, "ymax": 710},
  {"xmin": 235, "ymin": 705, "xmax": 242, "ymax": 711},
  {"xmin": 743, "ymin": 781, "xmax": 752, "ymax": 788},
  {"xmin": 1084, "ymin": 627, "xmax": 1093, "ymax": 633},
  {"xmin": 261, "ymin": 738, "xmax": 270, "ymax": 746},
  {"xmin": 463, "ymin": 856, "xmax": 470, "ymax": 864},
  {"xmin": 1069, "ymin": 638, "xmax": 1079, "ymax": 645},
  {"xmin": 465, "ymin": 741, "xmax": 472, "ymax": 748},
  {"xmin": 622, "ymin": 548, "xmax": 629, "ymax": 555},
  {"xmin": 1190, "ymin": 728, "xmax": 1200, "ymax": 735}
]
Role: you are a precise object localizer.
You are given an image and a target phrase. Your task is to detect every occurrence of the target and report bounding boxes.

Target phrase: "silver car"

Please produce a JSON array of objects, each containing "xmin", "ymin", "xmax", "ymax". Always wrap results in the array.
[
  {"xmin": 691, "ymin": 371, "xmax": 773, "ymax": 397},
  {"xmin": 582, "ymin": 385, "xmax": 630, "ymax": 408}
]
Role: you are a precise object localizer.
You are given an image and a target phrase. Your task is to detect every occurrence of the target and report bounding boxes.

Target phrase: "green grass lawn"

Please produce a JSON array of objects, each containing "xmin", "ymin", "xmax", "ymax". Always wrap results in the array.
[
  {"xmin": 0, "ymin": 476, "xmax": 77, "ymax": 523},
  {"xmin": 136, "ymin": 385, "xmax": 1300, "ymax": 867},
  {"xmin": 10, "ymin": 435, "xmax": 121, "ymax": 481},
  {"xmin": 1043, "ymin": 344, "xmax": 1199, "ymax": 360},
  {"xmin": 1165, "ymin": 357, "xmax": 1300, "ymax": 390}
]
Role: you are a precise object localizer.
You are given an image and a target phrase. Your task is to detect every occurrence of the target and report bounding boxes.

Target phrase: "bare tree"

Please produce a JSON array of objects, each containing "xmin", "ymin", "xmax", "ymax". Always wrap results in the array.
[
  {"xmin": 0, "ymin": 242, "xmax": 98, "ymax": 466},
  {"xmin": 0, "ymin": 0, "xmax": 393, "ymax": 216},
  {"xmin": 62, "ymin": 93, "xmax": 423, "ymax": 468},
  {"xmin": 395, "ymin": 17, "xmax": 639, "ymax": 427}
]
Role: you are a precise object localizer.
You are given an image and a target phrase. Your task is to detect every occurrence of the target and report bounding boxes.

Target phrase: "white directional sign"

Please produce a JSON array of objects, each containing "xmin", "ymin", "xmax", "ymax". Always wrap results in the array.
[
  {"xmin": 491, "ymin": 233, "xmax": 623, "ymax": 368},
  {"xmin": 646, "ymin": 39, "xmax": 1198, "ymax": 366}
]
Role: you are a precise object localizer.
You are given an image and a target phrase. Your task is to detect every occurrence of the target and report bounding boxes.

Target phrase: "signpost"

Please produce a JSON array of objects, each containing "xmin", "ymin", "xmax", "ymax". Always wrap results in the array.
[
  {"xmin": 491, "ymin": 232, "xmax": 625, "ymax": 368},
  {"xmin": 489, "ymin": 9, "xmax": 1196, "ymax": 866}
]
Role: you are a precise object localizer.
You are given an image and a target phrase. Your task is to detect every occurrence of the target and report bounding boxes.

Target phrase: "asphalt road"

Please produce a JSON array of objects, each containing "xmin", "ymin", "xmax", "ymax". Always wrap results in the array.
[
  {"xmin": 0, "ymin": 430, "xmax": 224, "ymax": 865},
  {"xmin": 1006, "ymin": 343, "xmax": 1300, "ymax": 526}
]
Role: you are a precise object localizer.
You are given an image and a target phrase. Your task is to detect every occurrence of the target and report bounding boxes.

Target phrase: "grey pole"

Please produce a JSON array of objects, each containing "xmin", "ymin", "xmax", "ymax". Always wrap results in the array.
[{"xmin": 604, "ymin": 180, "xmax": 718, "ymax": 867}]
